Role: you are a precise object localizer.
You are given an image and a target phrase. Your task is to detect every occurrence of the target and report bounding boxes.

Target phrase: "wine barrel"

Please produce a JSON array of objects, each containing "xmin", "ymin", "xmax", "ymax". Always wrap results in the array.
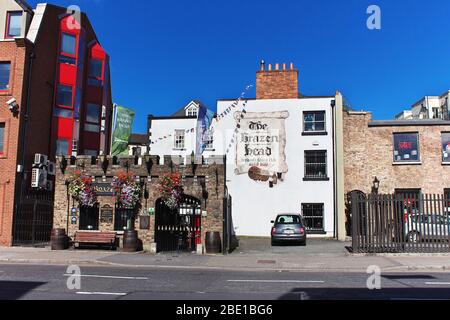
[
  {"xmin": 205, "ymin": 231, "xmax": 222, "ymax": 254},
  {"xmin": 123, "ymin": 230, "xmax": 139, "ymax": 252},
  {"xmin": 51, "ymin": 228, "xmax": 68, "ymax": 250}
]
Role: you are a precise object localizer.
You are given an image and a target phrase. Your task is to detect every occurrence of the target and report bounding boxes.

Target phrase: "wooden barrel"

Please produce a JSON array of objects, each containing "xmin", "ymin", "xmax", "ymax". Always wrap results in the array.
[
  {"xmin": 123, "ymin": 230, "xmax": 139, "ymax": 252},
  {"xmin": 205, "ymin": 231, "xmax": 222, "ymax": 254},
  {"xmin": 51, "ymin": 228, "xmax": 68, "ymax": 250}
]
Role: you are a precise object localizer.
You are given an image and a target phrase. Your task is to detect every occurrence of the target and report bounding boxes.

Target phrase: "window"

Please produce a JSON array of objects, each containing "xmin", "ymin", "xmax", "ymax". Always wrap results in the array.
[
  {"xmin": 174, "ymin": 130, "xmax": 185, "ymax": 149},
  {"xmin": 79, "ymin": 206, "xmax": 99, "ymax": 230},
  {"xmin": 187, "ymin": 107, "xmax": 198, "ymax": 117},
  {"xmin": 59, "ymin": 56, "xmax": 76, "ymax": 65},
  {"xmin": 54, "ymin": 108, "xmax": 73, "ymax": 118},
  {"xmin": 303, "ymin": 111, "xmax": 326, "ymax": 133},
  {"xmin": 304, "ymin": 150, "xmax": 328, "ymax": 180},
  {"xmin": 132, "ymin": 147, "xmax": 142, "ymax": 156},
  {"xmin": 56, "ymin": 139, "xmax": 69, "ymax": 156},
  {"xmin": 61, "ymin": 33, "xmax": 76, "ymax": 55},
  {"xmin": 302, "ymin": 204, "xmax": 324, "ymax": 233},
  {"xmin": 57, "ymin": 84, "xmax": 73, "ymax": 107},
  {"xmin": 84, "ymin": 123, "xmax": 100, "ymax": 133},
  {"xmin": 0, "ymin": 62, "xmax": 11, "ymax": 90},
  {"xmin": 114, "ymin": 208, "xmax": 135, "ymax": 231},
  {"xmin": 276, "ymin": 215, "xmax": 301, "ymax": 224},
  {"xmin": 204, "ymin": 130, "xmax": 214, "ymax": 150},
  {"xmin": 89, "ymin": 59, "xmax": 103, "ymax": 79},
  {"xmin": 84, "ymin": 149, "xmax": 98, "ymax": 156},
  {"xmin": 72, "ymin": 139, "xmax": 78, "ymax": 154},
  {"xmin": 0, "ymin": 123, "xmax": 5, "ymax": 155},
  {"xmin": 393, "ymin": 133, "xmax": 420, "ymax": 163},
  {"xmin": 5, "ymin": 12, "xmax": 22, "ymax": 38},
  {"xmin": 88, "ymin": 78, "xmax": 102, "ymax": 87},
  {"xmin": 442, "ymin": 133, "xmax": 450, "ymax": 163},
  {"xmin": 86, "ymin": 103, "xmax": 100, "ymax": 123}
]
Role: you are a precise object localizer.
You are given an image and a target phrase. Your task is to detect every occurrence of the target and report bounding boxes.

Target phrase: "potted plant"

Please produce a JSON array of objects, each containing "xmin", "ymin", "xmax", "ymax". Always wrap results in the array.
[
  {"xmin": 67, "ymin": 171, "xmax": 98, "ymax": 207},
  {"xmin": 158, "ymin": 172, "xmax": 184, "ymax": 210}
]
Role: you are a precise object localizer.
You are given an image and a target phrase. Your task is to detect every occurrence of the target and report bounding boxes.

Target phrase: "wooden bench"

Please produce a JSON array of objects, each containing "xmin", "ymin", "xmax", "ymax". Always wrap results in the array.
[{"xmin": 73, "ymin": 231, "xmax": 117, "ymax": 250}]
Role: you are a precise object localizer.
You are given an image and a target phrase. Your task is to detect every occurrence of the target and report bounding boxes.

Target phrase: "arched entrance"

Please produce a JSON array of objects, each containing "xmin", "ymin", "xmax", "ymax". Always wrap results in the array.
[{"xmin": 155, "ymin": 195, "xmax": 201, "ymax": 253}]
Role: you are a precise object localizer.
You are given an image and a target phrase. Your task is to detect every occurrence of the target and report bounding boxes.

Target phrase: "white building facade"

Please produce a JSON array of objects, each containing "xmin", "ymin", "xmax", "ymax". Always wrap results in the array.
[{"xmin": 147, "ymin": 63, "xmax": 345, "ymax": 238}]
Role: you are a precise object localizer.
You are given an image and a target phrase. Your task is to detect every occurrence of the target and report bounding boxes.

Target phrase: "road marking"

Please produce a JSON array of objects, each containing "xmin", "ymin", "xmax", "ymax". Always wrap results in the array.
[
  {"xmin": 227, "ymin": 280, "xmax": 324, "ymax": 284},
  {"xmin": 76, "ymin": 291, "xmax": 127, "ymax": 296},
  {"xmin": 425, "ymin": 282, "xmax": 450, "ymax": 286},
  {"xmin": 64, "ymin": 274, "xmax": 148, "ymax": 280}
]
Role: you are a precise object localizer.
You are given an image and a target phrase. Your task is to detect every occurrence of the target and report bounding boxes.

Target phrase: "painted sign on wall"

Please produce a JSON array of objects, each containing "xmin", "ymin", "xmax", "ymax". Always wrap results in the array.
[{"xmin": 234, "ymin": 111, "xmax": 289, "ymax": 177}]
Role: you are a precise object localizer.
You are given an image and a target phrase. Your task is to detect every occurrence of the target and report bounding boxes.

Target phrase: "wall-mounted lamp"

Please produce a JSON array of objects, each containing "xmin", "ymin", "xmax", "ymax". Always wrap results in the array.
[
  {"xmin": 59, "ymin": 155, "xmax": 68, "ymax": 174},
  {"xmin": 144, "ymin": 153, "xmax": 153, "ymax": 175},
  {"xmin": 6, "ymin": 98, "xmax": 19, "ymax": 114},
  {"xmin": 98, "ymin": 154, "xmax": 108, "ymax": 176},
  {"xmin": 372, "ymin": 177, "xmax": 380, "ymax": 194},
  {"xmin": 190, "ymin": 152, "xmax": 197, "ymax": 176}
]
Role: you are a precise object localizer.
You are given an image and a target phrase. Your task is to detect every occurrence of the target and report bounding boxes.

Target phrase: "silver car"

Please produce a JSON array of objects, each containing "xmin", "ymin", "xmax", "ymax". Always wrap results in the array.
[{"xmin": 404, "ymin": 213, "xmax": 450, "ymax": 242}]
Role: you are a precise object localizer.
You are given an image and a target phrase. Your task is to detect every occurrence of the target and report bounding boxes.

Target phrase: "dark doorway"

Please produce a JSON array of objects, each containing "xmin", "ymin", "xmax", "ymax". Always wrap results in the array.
[
  {"xmin": 155, "ymin": 195, "xmax": 201, "ymax": 253},
  {"xmin": 79, "ymin": 206, "xmax": 99, "ymax": 230}
]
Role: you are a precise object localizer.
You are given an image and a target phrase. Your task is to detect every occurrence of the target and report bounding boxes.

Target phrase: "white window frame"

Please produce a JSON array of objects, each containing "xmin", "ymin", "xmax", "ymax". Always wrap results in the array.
[
  {"xmin": 174, "ymin": 130, "xmax": 185, "ymax": 150},
  {"xmin": 186, "ymin": 107, "xmax": 198, "ymax": 117}
]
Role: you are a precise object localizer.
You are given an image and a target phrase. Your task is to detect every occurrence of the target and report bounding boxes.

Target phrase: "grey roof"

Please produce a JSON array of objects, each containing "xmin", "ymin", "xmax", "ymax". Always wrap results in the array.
[
  {"xmin": 171, "ymin": 100, "xmax": 207, "ymax": 117},
  {"xmin": 128, "ymin": 133, "xmax": 148, "ymax": 145},
  {"xmin": 369, "ymin": 119, "xmax": 450, "ymax": 127}
]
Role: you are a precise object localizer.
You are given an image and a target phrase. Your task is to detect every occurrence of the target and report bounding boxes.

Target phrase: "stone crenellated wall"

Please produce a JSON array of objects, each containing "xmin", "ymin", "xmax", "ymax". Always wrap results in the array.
[{"xmin": 53, "ymin": 155, "xmax": 226, "ymax": 253}]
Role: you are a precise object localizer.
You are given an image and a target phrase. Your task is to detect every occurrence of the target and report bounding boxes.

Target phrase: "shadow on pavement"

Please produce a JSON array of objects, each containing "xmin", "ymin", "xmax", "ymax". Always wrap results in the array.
[
  {"xmin": 278, "ymin": 287, "xmax": 450, "ymax": 300},
  {"xmin": 0, "ymin": 281, "xmax": 46, "ymax": 300}
]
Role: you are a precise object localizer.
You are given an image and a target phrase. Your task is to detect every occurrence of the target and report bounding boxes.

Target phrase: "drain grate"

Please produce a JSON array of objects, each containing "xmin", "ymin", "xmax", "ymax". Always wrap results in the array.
[{"xmin": 257, "ymin": 260, "xmax": 276, "ymax": 264}]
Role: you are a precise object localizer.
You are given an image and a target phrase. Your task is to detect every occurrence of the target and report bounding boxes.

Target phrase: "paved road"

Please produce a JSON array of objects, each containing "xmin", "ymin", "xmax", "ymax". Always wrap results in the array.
[{"xmin": 0, "ymin": 263, "xmax": 449, "ymax": 300}]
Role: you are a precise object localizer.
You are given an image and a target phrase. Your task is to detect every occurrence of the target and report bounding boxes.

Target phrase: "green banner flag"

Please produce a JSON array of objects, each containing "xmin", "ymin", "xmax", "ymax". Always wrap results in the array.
[{"xmin": 111, "ymin": 104, "xmax": 135, "ymax": 156}]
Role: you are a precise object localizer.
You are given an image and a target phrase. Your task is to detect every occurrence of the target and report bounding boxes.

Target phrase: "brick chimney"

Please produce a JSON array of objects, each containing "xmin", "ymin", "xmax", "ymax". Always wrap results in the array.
[{"xmin": 256, "ymin": 61, "xmax": 299, "ymax": 99}]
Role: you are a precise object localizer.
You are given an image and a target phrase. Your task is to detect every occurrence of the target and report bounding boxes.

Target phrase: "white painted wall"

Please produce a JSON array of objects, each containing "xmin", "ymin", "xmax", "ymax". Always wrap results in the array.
[{"xmin": 148, "ymin": 97, "xmax": 337, "ymax": 237}]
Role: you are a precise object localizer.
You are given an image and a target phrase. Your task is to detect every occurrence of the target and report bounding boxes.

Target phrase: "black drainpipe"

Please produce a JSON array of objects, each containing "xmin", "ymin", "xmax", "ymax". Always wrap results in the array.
[{"xmin": 331, "ymin": 99, "xmax": 337, "ymax": 239}]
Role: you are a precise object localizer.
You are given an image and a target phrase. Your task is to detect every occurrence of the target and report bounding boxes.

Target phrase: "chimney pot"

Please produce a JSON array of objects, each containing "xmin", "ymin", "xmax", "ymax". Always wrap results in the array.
[
  {"xmin": 290, "ymin": 62, "xmax": 294, "ymax": 70},
  {"xmin": 268, "ymin": 64, "xmax": 272, "ymax": 71},
  {"xmin": 275, "ymin": 63, "xmax": 279, "ymax": 70},
  {"xmin": 260, "ymin": 60, "xmax": 265, "ymax": 71},
  {"xmin": 282, "ymin": 63, "xmax": 286, "ymax": 70}
]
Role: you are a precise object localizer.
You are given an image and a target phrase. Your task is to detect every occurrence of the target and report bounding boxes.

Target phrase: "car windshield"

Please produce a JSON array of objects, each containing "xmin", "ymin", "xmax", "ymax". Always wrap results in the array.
[{"xmin": 276, "ymin": 215, "xmax": 301, "ymax": 224}]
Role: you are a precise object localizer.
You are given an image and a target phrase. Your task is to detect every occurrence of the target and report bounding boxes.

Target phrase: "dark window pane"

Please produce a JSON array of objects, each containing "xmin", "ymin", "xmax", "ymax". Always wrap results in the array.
[
  {"xmin": 0, "ymin": 63, "xmax": 11, "ymax": 90},
  {"xmin": 84, "ymin": 124, "xmax": 100, "ymax": 133},
  {"xmin": 0, "ymin": 123, "xmax": 5, "ymax": 153},
  {"xmin": 56, "ymin": 139, "xmax": 69, "ymax": 156},
  {"xmin": 86, "ymin": 103, "xmax": 100, "ymax": 123},
  {"xmin": 59, "ymin": 55, "xmax": 76, "ymax": 65},
  {"xmin": 57, "ymin": 85, "xmax": 73, "ymax": 107},
  {"xmin": 304, "ymin": 150, "xmax": 327, "ymax": 179},
  {"xmin": 393, "ymin": 133, "xmax": 420, "ymax": 162},
  {"xmin": 89, "ymin": 59, "xmax": 102, "ymax": 78},
  {"xmin": 61, "ymin": 33, "xmax": 76, "ymax": 55},
  {"xmin": 276, "ymin": 215, "xmax": 301, "ymax": 224},
  {"xmin": 54, "ymin": 108, "xmax": 72, "ymax": 118},
  {"xmin": 7, "ymin": 12, "xmax": 22, "ymax": 37},
  {"xmin": 88, "ymin": 78, "xmax": 102, "ymax": 87},
  {"xmin": 442, "ymin": 133, "xmax": 450, "ymax": 163},
  {"xmin": 304, "ymin": 111, "xmax": 326, "ymax": 132},
  {"xmin": 302, "ymin": 204, "xmax": 324, "ymax": 233}
]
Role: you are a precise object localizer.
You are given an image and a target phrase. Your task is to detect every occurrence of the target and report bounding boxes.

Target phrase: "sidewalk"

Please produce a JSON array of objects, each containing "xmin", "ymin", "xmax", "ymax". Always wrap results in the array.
[{"xmin": 0, "ymin": 241, "xmax": 449, "ymax": 272}]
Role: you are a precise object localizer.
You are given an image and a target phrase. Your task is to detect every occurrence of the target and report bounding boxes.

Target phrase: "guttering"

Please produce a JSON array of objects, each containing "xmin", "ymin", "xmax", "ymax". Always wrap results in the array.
[{"xmin": 331, "ymin": 99, "xmax": 337, "ymax": 239}]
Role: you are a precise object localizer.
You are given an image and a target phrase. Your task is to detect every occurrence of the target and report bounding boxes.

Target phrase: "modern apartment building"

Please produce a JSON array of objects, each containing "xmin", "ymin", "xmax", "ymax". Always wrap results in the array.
[{"xmin": 0, "ymin": 0, "xmax": 113, "ymax": 246}]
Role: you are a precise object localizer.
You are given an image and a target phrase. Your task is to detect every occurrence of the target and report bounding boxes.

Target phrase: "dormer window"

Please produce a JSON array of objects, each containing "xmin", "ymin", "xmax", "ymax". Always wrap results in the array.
[
  {"xmin": 5, "ymin": 12, "xmax": 22, "ymax": 39},
  {"xmin": 187, "ymin": 107, "xmax": 198, "ymax": 117}
]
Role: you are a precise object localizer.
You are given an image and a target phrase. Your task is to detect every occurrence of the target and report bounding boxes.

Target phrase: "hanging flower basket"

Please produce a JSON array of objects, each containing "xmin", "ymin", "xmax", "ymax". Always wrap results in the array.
[
  {"xmin": 67, "ymin": 171, "xmax": 98, "ymax": 207},
  {"xmin": 158, "ymin": 173, "xmax": 184, "ymax": 210},
  {"xmin": 111, "ymin": 171, "xmax": 141, "ymax": 209}
]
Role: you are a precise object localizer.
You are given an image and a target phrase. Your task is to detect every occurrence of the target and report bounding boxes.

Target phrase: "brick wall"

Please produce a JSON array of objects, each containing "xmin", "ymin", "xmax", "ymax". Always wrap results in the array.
[
  {"xmin": 344, "ymin": 111, "xmax": 450, "ymax": 195},
  {"xmin": 53, "ymin": 155, "xmax": 226, "ymax": 253},
  {"xmin": 0, "ymin": 39, "xmax": 28, "ymax": 246},
  {"xmin": 256, "ymin": 63, "xmax": 298, "ymax": 99}
]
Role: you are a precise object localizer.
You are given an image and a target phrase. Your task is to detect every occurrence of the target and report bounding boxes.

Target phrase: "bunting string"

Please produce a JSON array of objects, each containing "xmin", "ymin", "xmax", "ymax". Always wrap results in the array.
[{"xmin": 150, "ymin": 84, "xmax": 254, "ymax": 155}]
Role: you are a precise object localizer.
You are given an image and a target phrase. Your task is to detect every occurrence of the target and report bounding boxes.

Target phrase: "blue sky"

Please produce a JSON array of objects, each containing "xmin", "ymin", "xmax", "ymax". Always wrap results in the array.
[{"xmin": 28, "ymin": 0, "xmax": 450, "ymax": 133}]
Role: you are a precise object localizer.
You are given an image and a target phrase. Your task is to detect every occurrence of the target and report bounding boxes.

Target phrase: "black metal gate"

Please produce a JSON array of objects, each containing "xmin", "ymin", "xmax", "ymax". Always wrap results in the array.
[
  {"xmin": 155, "ymin": 195, "xmax": 201, "ymax": 253},
  {"xmin": 13, "ymin": 193, "xmax": 54, "ymax": 247},
  {"xmin": 350, "ymin": 192, "xmax": 450, "ymax": 253}
]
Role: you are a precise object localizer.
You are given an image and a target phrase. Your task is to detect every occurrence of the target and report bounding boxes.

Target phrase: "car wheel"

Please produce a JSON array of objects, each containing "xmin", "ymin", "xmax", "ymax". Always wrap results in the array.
[
  {"xmin": 300, "ymin": 240, "xmax": 306, "ymax": 246},
  {"xmin": 271, "ymin": 240, "xmax": 277, "ymax": 246},
  {"xmin": 407, "ymin": 231, "xmax": 420, "ymax": 243}
]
